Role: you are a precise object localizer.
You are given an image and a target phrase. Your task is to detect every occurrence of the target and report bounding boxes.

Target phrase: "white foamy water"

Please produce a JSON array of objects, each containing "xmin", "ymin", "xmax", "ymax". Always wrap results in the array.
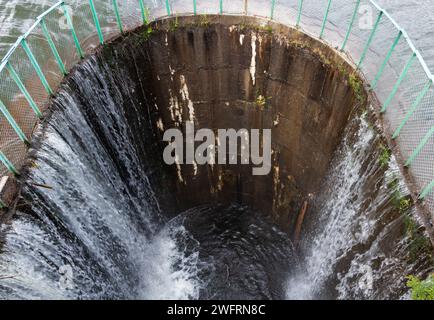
[
  {"xmin": 0, "ymin": 82, "xmax": 203, "ymax": 299},
  {"xmin": 137, "ymin": 224, "xmax": 202, "ymax": 300},
  {"xmin": 286, "ymin": 116, "xmax": 375, "ymax": 299},
  {"xmin": 285, "ymin": 114, "xmax": 415, "ymax": 300}
]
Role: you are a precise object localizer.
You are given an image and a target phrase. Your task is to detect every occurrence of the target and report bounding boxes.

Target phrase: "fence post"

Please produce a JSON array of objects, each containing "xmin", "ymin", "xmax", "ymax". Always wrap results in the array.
[
  {"xmin": 296, "ymin": 0, "xmax": 303, "ymax": 27},
  {"xmin": 393, "ymin": 79, "xmax": 432, "ymax": 139},
  {"xmin": 0, "ymin": 98, "xmax": 29, "ymax": 144},
  {"xmin": 5, "ymin": 62, "xmax": 42, "ymax": 118},
  {"xmin": 0, "ymin": 151, "xmax": 19, "ymax": 176},
  {"xmin": 165, "ymin": 0, "xmax": 171, "ymax": 16},
  {"xmin": 40, "ymin": 18, "xmax": 68, "ymax": 76},
  {"xmin": 21, "ymin": 38, "xmax": 53, "ymax": 96},
  {"xmin": 357, "ymin": 10, "xmax": 383, "ymax": 69},
  {"xmin": 341, "ymin": 0, "xmax": 361, "ymax": 51},
  {"xmin": 405, "ymin": 126, "xmax": 434, "ymax": 167},
  {"xmin": 244, "ymin": 0, "xmax": 248, "ymax": 15},
  {"xmin": 89, "ymin": 0, "xmax": 104, "ymax": 45},
  {"xmin": 320, "ymin": 0, "xmax": 332, "ymax": 39},
  {"xmin": 381, "ymin": 52, "xmax": 416, "ymax": 113},
  {"xmin": 193, "ymin": 0, "xmax": 197, "ymax": 15},
  {"xmin": 61, "ymin": 3, "xmax": 84, "ymax": 59},
  {"xmin": 112, "ymin": 0, "xmax": 123, "ymax": 33},
  {"xmin": 420, "ymin": 180, "xmax": 434, "ymax": 200},
  {"xmin": 220, "ymin": 0, "xmax": 223, "ymax": 14},
  {"xmin": 139, "ymin": 0, "xmax": 148, "ymax": 24},
  {"xmin": 371, "ymin": 30, "xmax": 402, "ymax": 89},
  {"xmin": 270, "ymin": 0, "xmax": 276, "ymax": 20}
]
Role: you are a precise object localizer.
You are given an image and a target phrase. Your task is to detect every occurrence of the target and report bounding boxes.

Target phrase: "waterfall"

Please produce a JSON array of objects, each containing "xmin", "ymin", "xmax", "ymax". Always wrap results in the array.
[
  {"xmin": 286, "ymin": 113, "xmax": 430, "ymax": 300},
  {"xmin": 0, "ymin": 56, "xmax": 297, "ymax": 300},
  {"xmin": 0, "ymin": 58, "xmax": 202, "ymax": 300}
]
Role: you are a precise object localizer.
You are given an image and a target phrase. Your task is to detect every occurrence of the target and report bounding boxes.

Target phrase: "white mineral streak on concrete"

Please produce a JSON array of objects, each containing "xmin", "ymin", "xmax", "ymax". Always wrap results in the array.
[
  {"xmin": 209, "ymin": 144, "xmax": 216, "ymax": 170},
  {"xmin": 250, "ymin": 32, "xmax": 257, "ymax": 86},
  {"xmin": 168, "ymin": 89, "xmax": 182, "ymax": 126},
  {"xmin": 157, "ymin": 118, "xmax": 164, "ymax": 132},
  {"xmin": 169, "ymin": 65, "xmax": 175, "ymax": 82},
  {"xmin": 240, "ymin": 34, "xmax": 245, "ymax": 45},
  {"xmin": 179, "ymin": 75, "xmax": 195, "ymax": 122},
  {"xmin": 175, "ymin": 151, "xmax": 184, "ymax": 183},
  {"xmin": 217, "ymin": 172, "xmax": 223, "ymax": 191},
  {"xmin": 180, "ymin": 75, "xmax": 197, "ymax": 176},
  {"xmin": 274, "ymin": 114, "xmax": 280, "ymax": 127}
]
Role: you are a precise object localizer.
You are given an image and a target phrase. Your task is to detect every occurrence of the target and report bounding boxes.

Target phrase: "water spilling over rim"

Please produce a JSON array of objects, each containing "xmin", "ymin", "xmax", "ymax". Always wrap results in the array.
[{"xmin": 0, "ymin": 15, "xmax": 432, "ymax": 300}]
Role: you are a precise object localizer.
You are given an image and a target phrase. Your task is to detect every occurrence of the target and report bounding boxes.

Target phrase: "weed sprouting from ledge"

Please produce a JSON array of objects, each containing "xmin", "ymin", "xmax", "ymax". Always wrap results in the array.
[
  {"xmin": 407, "ymin": 274, "xmax": 434, "ymax": 300},
  {"xmin": 379, "ymin": 144, "xmax": 392, "ymax": 168},
  {"xmin": 349, "ymin": 73, "xmax": 366, "ymax": 104}
]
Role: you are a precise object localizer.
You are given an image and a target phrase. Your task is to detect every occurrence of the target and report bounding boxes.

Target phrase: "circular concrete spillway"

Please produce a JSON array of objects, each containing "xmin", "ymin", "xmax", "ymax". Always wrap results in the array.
[
  {"xmin": 1, "ymin": 15, "xmax": 433, "ymax": 300},
  {"xmin": 65, "ymin": 15, "xmax": 360, "ymax": 228}
]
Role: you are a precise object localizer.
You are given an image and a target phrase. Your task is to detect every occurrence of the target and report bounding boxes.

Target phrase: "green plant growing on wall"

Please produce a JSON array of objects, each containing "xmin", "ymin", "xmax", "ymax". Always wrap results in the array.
[
  {"xmin": 199, "ymin": 14, "xmax": 210, "ymax": 28},
  {"xmin": 409, "ymin": 234, "xmax": 432, "ymax": 262},
  {"xmin": 399, "ymin": 198, "xmax": 412, "ymax": 214},
  {"xmin": 142, "ymin": 25, "xmax": 154, "ymax": 41},
  {"xmin": 401, "ymin": 207, "xmax": 433, "ymax": 263},
  {"xmin": 256, "ymin": 95, "xmax": 266, "ymax": 109},
  {"xmin": 255, "ymin": 24, "xmax": 273, "ymax": 34},
  {"xmin": 407, "ymin": 274, "xmax": 434, "ymax": 300},
  {"xmin": 379, "ymin": 143, "xmax": 391, "ymax": 168},
  {"xmin": 388, "ymin": 174, "xmax": 433, "ymax": 263},
  {"xmin": 169, "ymin": 15, "xmax": 179, "ymax": 32},
  {"xmin": 337, "ymin": 63, "xmax": 348, "ymax": 77},
  {"xmin": 349, "ymin": 72, "xmax": 365, "ymax": 104},
  {"xmin": 255, "ymin": 92, "xmax": 272, "ymax": 111},
  {"xmin": 387, "ymin": 175, "xmax": 409, "ymax": 212},
  {"xmin": 403, "ymin": 213, "xmax": 417, "ymax": 236}
]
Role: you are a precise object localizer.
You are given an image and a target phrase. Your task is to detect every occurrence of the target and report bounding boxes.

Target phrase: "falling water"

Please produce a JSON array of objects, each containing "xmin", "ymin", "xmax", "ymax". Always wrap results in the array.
[
  {"xmin": 0, "ymin": 67, "xmax": 203, "ymax": 299},
  {"xmin": 0, "ymin": 7, "xmax": 432, "ymax": 298},
  {"xmin": 286, "ymin": 112, "xmax": 432, "ymax": 300},
  {"xmin": 0, "ymin": 56, "xmax": 297, "ymax": 300}
]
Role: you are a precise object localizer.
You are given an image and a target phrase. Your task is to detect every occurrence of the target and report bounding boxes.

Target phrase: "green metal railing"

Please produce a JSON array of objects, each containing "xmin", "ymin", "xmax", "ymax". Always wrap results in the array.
[{"xmin": 0, "ymin": 0, "xmax": 433, "ymax": 212}]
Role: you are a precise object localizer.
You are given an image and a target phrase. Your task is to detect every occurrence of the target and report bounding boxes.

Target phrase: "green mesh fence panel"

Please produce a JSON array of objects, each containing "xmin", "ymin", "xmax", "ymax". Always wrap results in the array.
[
  {"xmin": 168, "ymin": 0, "xmax": 194, "ymax": 15},
  {"xmin": 25, "ymin": 28, "xmax": 64, "ymax": 90},
  {"xmin": 319, "ymin": 0, "xmax": 356, "ymax": 46},
  {"xmin": 43, "ymin": 7, "xmax": 81, "ymax": 72},
  {"xmin": 298, "ymin": 0, "xmax": 328, "ymax": 37},
  {"xmin": 221, "ymin": 0, "xmax": 246, "ymax": 15},
  {"xmin": 116, "ymin": 0, "xmax": 143, "ymax": 31},
  {"xmin": 190, "ymin": 0, "xmax": 218, "ymax": 15},
  {"xmin": 272, "ymin": 0, "xmax": 298, "ymax": 26}
]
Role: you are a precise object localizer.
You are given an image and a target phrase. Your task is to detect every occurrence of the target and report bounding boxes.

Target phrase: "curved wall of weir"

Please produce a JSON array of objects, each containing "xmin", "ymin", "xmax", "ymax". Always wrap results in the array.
[
  {"xmin": 0, "ymin": 1, "xmax": 432, "ymax": 300},
  {"xmin": 55, "ymin": 15, "xmax": 362, "ymax": 232}
]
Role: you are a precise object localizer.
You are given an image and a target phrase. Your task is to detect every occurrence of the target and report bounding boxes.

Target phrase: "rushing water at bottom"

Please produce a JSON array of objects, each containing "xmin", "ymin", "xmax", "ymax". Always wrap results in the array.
[
  {"xmin": 0, "ymin": 71, "xmax": 297, "ymax": 298},
  {"xmin": 0, "ymin": 53, "xmax": 431, "ymax": 299},
  {"xmin": 0, "ymin": 107, "xmax": 425, "ymax": 299},
  {"xmin": 286, "ymin": 112, "xmax": 432, "ymax": 300}
]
